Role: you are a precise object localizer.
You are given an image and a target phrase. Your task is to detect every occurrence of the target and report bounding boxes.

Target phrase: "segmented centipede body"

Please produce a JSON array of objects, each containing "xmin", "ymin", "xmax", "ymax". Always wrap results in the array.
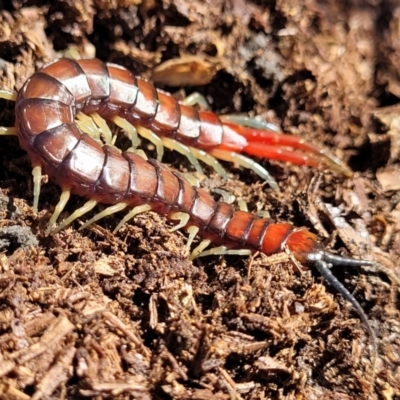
[
  {"xmin": 1, "ymin": 58, "xmax": 394, "ymax": 377},
  {"xmin": 15, "ymin": 59, "xmax": 319, "ymax": 259}
]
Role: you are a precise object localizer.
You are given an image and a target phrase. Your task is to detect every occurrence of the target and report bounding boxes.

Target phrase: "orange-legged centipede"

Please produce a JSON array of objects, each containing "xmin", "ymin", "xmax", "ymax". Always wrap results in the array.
[{"xmin": 0, "ymin": 58, "xmax": 396, "ymax": 376}]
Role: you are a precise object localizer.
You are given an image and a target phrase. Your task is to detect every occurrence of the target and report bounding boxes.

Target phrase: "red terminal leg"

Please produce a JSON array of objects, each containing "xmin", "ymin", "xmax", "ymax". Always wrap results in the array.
[{"xmin": 221, "ymin": 121, "xmax": 352, "ymax": 177}]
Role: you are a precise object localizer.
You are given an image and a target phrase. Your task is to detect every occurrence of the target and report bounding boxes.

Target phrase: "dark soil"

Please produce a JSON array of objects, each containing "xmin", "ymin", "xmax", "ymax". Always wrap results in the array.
[{"xmin": 0, "ymin": 1, "xmax": 399, "ymax": 399}]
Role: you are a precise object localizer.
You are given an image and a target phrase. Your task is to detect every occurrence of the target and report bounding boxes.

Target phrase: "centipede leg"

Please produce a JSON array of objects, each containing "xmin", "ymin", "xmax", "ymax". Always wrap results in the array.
[
  {"xmin": 223, "ymin": 121, "xmax": 352, "ymax": 177},
  {"xmin": 0, "ymin": 126, "xmax": 17, "ymax": 135},
  {"xmin": 209, "ymin": 149, "xmax": 279, "ymax": 191},
  {"xmin": 0, "ymin": 89, "xmax": 17, "ymax": 101},
  {"xmin": 188, "ymin": 147, "xmax": 228, "ymax": 179},
  {"xmin": 186, "ymin": 226, "xmax": 199, "ymax": 249},
  {"xmin": 211, "ymin": 188, "xmax": 248, "ymax": 211},
  {"xmin": 195, "ymin": 246, "xmax": 252, "ymax": 258},
  {"xmin": 190, "ymin": 239, "xmax": 211, "ymax": 260},
  {"xmin": 90, "ymin": 112, "xmax": 113, "ymax": 145},
  {"xmin": 137, "ymin": 126, "xmax": 167, "ymax": 161},
  {"xmin": 76, "ymin": 112, "xmax": 102, "ymax": 142},
  {"xmin": 112, "ymin": 117, "xmax": 165, "ymax": 161},
  {"xmin": 53, "ymin": 199, "xmax": 98, "ymax": 233},
  {"xmin": 169, "ymin": 212, "xmax": 190, "ymax": 231},
  {"xmin": 183, "ymin": 173, "xmax": 200, "ymax": 187},
  {"xmin": 79, "ymin": 202, "xmax": 129, "ymax": 230},
  {"xmin": 161, "ymin": 137, "xmax": 204, "ymax": 175},
  {"xmin": 213, "ymin": 188, "xmax": 236, "ymax": 204},
  {"xmin": 220, "ymin": 114, "xmax": 281, "ymax": 133},
  {"xmin": 46, "ymin": 189, "xmax": 71, "ymax": 235},
  {"xmin": 113, "ymin": 204, "xmax": 152, "ymax": 233},
  {"xmin": 111, "ymin": 116, "xmax": 139, "ymax": 150},
  {"xmin": 32, "ymin": 165, "xmax": 42, "ymax": 212},
  {"xmin": 181, "ymin": 92, "xmax": 210, "ymax": 110}
]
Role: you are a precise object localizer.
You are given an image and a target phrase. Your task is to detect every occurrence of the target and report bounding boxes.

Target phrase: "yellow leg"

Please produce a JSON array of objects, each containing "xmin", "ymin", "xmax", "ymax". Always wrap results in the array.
[
  {"xmin": 181, "ymin": 92, "xmax": 210, "ymax": 109},
  {"xmin": 113, "ymin": 204, "xmax": 152, "ymax": 233},
  {"xmin": 76, "ymin": 112, "xmax": 101, "ymax": 141},
  {"xmin": 79, "ymin": 202, "xmax": 128, "ymax": 230},
  {"xmin": 46, "ymin": 189, "xmax": 71, "ymax": 236},
  {"xmin": 0, "ymin": 89, "xmax": 17, "ymax": 101},
  {"xmin": 112, "ymin": 117, "xmax": 165, "ymax": 160},
  {"xmin": 190, "ymin": 238, "xmax": 211, "ymax": 260},
  {"xmin": 0, "ymin": 126, "xmax": 17, "ymax": 135},
  {"xmin": 130, "ymin": 149, "xmax": 148, "ymax": 160},
  {"xmin": 161, "ymin": 137, "xmax": 203, "ymax": 175},
  {"xmin": 53, "ymin": 199, "xmax": 98, "ymax": 233},
  {"xmin": 209, "ymin": 149, "xmax": 278, "ymax": 190},
  {"xmin": 186, "ymin": 225, "xmax": 199, "ymax": 249},
  {"xmin": 32, "ymin": 165, "xmax": 42, "ymax": 212},
  {"xmin": 136, "ymin": 126, "xmax": 164, "ymax": 162},
  {"xmin": 183, "ymin": 173, "xmax": 200, "ymax": 187},
  {"xmin": 213, "ymin": 188, "xmax": 236, "ymax": 204},
  {"xmin": 111, "ymin": 115, "xmax": 139, "ymax": 149},
  {"xmin": 169, "ymin": 212, "xmax": 190, "ymax": 232},
  {"xmin": 188, "ymin": 147, "xmax": 227, "ymax": 179},
  {"xmin": 238, "ymin": 200, "xmax": 248, "ymax": 212},
  {"xmin": 91, "ymin": 112, "xmax": 113, "ymax": 145},
  {"xmin": 196, "ymin": 245, "xmax": 252, "ymax": 258}
]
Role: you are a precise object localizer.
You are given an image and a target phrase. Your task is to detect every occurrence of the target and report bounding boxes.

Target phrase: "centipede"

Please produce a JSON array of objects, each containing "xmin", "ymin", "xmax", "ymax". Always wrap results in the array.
[{"xmin": 0, "ymin": 58, "xmax": 397, "ymax": 379}]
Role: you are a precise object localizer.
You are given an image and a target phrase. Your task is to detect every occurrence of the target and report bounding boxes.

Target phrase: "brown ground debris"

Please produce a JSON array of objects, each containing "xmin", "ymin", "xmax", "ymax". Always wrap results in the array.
[{"xmin": 0, "ymin": 1, "xmax": 399, "ymax": 399}]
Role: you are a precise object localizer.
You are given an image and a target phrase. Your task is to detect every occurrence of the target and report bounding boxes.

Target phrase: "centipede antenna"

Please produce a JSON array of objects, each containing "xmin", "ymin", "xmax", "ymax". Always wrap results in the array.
[
  {"xmin": 32, "ymin": 165, "xmax": 42, "ymax": 212},
  {"xmin": 161, "ymin": 137, "xmax": 204, "ymax": 175},
  {"xmin": 0, "ymin": 89, "xmax": 17, "ymax": 101},
  {"xmin": 209, "ymin": 149, "xmax": 279, "ymax": 191},
  {"xmin": 323, "ymin": 252, "xmax": 400, "ymax": 295},
  {"xmin": 188, "ymin": 147, "xmax": 228, "ymax": 179},
  {"xmin": 322, "ymin": 252, "xmax": 375, "ymax": 267},
  {"xmin": 91, "ymin": 112, "xmax": 113, "ymax": 145},
  {"xmin": 80, "ymin": 202, "xmax": 128, "ymax": 231},
  {"xmin": 311, "ymin": 254, "xmax": 377, "ymax": 379},
  {"xmin": 113, "ymin": 204, "xmax": 152, "ymax": 233}
]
